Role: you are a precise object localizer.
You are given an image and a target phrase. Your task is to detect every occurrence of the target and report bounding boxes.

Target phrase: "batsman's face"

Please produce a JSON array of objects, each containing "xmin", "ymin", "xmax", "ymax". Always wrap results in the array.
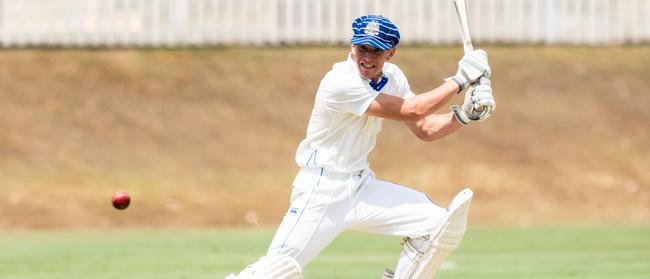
[{"xmin": 351, "ymin": 44, "xmax": 396, "ymax": 81}]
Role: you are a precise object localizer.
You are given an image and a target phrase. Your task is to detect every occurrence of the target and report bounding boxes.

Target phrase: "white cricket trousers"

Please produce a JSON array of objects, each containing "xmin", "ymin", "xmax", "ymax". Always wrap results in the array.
[{"xmin": 266, "ymin": 167, "xmax": 449, "ymax": 268}]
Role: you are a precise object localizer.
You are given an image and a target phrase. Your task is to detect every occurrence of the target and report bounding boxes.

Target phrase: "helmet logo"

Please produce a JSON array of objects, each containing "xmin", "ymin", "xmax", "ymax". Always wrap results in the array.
[{"xmin": 365, "ymin": 21, "xmax": 380, "ymax": 36}]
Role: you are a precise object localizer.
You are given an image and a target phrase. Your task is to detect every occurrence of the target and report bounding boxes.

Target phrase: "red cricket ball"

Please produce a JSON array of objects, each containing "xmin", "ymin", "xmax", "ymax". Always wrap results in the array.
[{"xmin": 112, "ymin": 191, "xmax": 131, "ymax": 210}]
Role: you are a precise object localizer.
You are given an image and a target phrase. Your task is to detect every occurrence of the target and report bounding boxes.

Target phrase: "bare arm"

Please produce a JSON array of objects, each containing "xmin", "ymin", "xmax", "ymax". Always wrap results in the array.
[
  {"xmin": 365, "ymin": 79, "xmax": 463, "ymax": 140},
  {"xmin": 365, "ymin": 80, "xmax": 459, "ymax": 122},
  {"xmin": 404, "ymin": 112, "xmax": 463, "ymax": 141}
]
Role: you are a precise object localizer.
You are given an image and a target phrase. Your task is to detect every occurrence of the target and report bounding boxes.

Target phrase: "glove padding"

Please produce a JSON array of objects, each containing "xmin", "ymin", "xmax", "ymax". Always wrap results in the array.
[
  {"xmin": 451, "ymin": 77, "xmax": 495, "ymax": 125},
  {"xmin": 464, "ymin": 77, "xmax": 495, "ymax": 121},
  {"xmin": 447, "ymin": 49, "xmax": 491, "ymax": 92}
]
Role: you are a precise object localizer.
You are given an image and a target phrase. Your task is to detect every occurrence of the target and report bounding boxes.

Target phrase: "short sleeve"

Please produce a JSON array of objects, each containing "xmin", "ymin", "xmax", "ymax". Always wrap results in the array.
[
  {"xmin": 320, "ymin": 72, "xmax": 379, "ymax": 116},
  {"xmin": 403, "ymin": 90, "xmax": 416, "ymax": 99},
  {"xmin": 391, "ymin": 65, "xmax": 415, "ymax": 99}
]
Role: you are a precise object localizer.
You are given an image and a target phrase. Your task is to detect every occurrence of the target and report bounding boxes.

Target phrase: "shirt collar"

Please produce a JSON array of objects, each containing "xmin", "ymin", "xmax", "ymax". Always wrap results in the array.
[{"xmin": 346, "ymin": 53, "xmax": 388, "ymax": 92}]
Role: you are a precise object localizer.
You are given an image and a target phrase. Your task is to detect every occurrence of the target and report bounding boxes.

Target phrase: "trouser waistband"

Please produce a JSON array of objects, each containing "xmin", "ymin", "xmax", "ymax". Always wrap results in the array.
[{"xmin": 297, "ymin": 167, "xmax": 368, "ymax": 181}]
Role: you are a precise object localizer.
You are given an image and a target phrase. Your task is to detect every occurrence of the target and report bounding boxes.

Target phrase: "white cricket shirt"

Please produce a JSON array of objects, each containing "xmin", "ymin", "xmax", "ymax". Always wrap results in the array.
[{"xmin": 295, "ymin": 53, "xmax": 415, "ymax": 173}]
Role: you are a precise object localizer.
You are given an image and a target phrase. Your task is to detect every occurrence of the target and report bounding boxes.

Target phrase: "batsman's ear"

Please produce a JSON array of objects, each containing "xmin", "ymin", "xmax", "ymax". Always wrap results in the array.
[{"xmin": 386, "ymin": 47, "xmax": 397, "ymax": 60}]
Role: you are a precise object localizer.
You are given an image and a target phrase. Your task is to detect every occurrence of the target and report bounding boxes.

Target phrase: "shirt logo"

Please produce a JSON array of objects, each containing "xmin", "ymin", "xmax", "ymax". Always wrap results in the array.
[{"xmin": 365, "ymin": 21, "xmax": 380, "ymax": 36}]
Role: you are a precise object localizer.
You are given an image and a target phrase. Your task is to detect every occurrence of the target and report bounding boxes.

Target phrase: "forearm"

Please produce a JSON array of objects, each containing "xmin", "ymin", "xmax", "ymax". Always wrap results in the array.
[
  {"xmin": 403, "ymin": 80, "xmax": 459, "ymax": 119},
  {"xmin": 367, "ymin": 80, "xmax": 459, "ymax": 121},
  {"xmin": 413, "ymin": 112, "xmax": 463, "ymax": 141}
]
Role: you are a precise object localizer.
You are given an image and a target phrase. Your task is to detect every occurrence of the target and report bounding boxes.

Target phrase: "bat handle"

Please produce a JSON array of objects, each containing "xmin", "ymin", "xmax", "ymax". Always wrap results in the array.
[{"xmin": 463, "ymin": 42, "xmax": 474, "ymax": 54}]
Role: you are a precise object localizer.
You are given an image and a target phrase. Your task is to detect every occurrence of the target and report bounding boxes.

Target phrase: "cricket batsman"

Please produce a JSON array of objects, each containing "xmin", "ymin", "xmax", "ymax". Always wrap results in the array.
[{"xmin": 227, "ymin": 14, "xmax": 494, "ymax": 279}]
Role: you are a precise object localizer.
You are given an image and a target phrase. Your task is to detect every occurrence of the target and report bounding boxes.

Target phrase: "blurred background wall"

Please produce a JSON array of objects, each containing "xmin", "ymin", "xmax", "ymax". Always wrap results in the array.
[{"xmin": 1, "ymin": 0, "xmax": 649, "ymax": 48}]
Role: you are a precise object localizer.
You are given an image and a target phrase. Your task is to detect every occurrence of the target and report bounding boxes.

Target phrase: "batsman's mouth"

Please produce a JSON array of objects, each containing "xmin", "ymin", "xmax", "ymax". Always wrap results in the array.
[{"xmin": 360, "ymin": 62, "xmax": 376, "ymax": 69}]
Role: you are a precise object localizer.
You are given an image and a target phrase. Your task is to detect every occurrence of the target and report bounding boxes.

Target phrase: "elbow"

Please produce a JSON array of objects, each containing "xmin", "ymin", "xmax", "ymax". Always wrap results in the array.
[
  {"xmin": 414, "ymin": 121, "xmax": 450, "ymax": 142},
  {"xmin": 413, "ymin": 129, "xmax": 440, "ymax": 142},
  {"xmin": 411, "ymin": 113, "xmax": 459, "ymax": 142},
  {"xmin": 416, "ymin": 135, "xmax": 434, "ymax": 142},
  {"xmin": 402, "ymin": 101, "xmax": 428, "ymax": 122},
  {"xmin": 417, "ymin": 132, "xmax": 441, "ymax": 142},
  {"xmin": 403, "ymin": 111, "xmax": 426, "ymax": 122}
]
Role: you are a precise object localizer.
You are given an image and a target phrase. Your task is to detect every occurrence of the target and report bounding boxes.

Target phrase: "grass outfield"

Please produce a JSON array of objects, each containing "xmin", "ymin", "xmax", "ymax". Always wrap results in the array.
[{"xmin": 1, "ymin": 225, "xmax": 648, "ymax": 279}]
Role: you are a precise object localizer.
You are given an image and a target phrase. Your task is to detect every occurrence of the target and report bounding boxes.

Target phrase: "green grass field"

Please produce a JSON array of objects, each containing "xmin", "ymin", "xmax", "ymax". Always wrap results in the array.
[{"xmin": 1, "ymin": 225, "xmax": 648, "ymax": 279}]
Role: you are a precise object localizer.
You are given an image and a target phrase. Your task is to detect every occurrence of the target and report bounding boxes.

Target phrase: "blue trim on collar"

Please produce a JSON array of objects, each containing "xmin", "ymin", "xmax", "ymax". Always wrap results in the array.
[{"xmin": 369, "ymin": 76, "xmax": 388, "ymax": 91}]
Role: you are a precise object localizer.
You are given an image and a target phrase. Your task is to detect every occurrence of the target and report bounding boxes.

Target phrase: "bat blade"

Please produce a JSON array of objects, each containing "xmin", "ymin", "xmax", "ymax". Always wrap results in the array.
[{"xmin": 452, "ymin": 0, "xmax": 473, "ymax": 53}]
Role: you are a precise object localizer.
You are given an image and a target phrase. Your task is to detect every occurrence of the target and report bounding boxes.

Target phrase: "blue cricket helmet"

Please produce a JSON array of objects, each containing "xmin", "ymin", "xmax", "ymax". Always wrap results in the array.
[{"xmin": 350, "ymin": 15, "xmax": 400, "ymax": 50}]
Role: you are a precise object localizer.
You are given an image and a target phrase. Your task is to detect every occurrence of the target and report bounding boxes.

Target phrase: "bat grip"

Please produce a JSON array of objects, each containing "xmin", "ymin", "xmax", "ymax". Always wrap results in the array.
[{"xmin": 463, "ymin": 42, "xmax": 474, "ymax": 54}]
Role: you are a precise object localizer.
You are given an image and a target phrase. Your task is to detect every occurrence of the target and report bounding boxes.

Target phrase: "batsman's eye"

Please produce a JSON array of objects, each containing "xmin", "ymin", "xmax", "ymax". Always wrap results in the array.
[
  {"xmin": 358, "ymin": 45, "xmax": 379, "ymax": 54},
  {"xmin": 358, "ymin": 45, "xmax": 367, "ymax": 52}
]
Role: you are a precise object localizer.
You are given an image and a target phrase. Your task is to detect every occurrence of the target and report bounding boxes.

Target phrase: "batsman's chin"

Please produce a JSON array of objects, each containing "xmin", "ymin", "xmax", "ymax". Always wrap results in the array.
[{"xmin": 358, "ymin": 68, "xmax": 380, "ymax": 81}]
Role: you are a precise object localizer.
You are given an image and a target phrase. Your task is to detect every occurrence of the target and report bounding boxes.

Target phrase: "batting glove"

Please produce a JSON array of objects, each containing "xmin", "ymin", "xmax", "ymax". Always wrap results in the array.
[
  {"xmin": 451, "ymin": 77, "xmax": 495, "ymax": 125},
  {"xmin": 446, "ymin": 49, "xmax": 491, "ymax": 93}
]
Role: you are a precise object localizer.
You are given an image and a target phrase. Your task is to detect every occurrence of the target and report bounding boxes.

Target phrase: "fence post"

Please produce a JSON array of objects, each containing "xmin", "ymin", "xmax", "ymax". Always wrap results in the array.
[
  {"xmin": 327, "ymin": 0, "xmax": 336, "ymax": 44},
  {"xmin": 645, "ymin": 0, "xmax": 650, "ymax": 41},
  {"xmin": 632, "ymin": 0, "xmax": 643, "ymax": 43},
  {"xmin": 315, "ymin": 0, "xmax": 323, "ymax": 43},
  {"xmin": 299, "ymin": 0, "xmax": 306, "ymax": 43},
  {"xmin": 285, "ymin": 0, "xmax": 293, "ymax": 44},
  {"xmin": 0, "ymin": 0, "xmax": 6, "ymax": 46},
  {"xmin": 546, "ymin": 0, "xmax": 556, "ymax": 44}
]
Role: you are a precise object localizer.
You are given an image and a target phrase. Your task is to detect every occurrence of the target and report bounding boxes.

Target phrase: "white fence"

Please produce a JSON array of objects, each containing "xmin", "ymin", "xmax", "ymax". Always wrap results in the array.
[{"xmin": 1, "ymin": 0, "xmax": 649, "ymax": 47}]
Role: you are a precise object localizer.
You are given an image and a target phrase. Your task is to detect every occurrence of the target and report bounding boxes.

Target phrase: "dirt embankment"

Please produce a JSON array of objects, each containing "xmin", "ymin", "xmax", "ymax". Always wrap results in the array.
[{"xmin": 0, "ymin": 47, "xmax": 648, "ymax": 230}]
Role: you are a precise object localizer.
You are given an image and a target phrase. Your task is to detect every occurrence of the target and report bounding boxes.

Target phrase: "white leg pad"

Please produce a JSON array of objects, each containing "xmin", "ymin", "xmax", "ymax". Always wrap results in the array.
[
  {"xmin": 225, "ymin": 254, "xmax": 303, "ymax": 279},
  {"xmin": 393, "ymin": 189, "xmax": 473, "ymax": 279}
]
